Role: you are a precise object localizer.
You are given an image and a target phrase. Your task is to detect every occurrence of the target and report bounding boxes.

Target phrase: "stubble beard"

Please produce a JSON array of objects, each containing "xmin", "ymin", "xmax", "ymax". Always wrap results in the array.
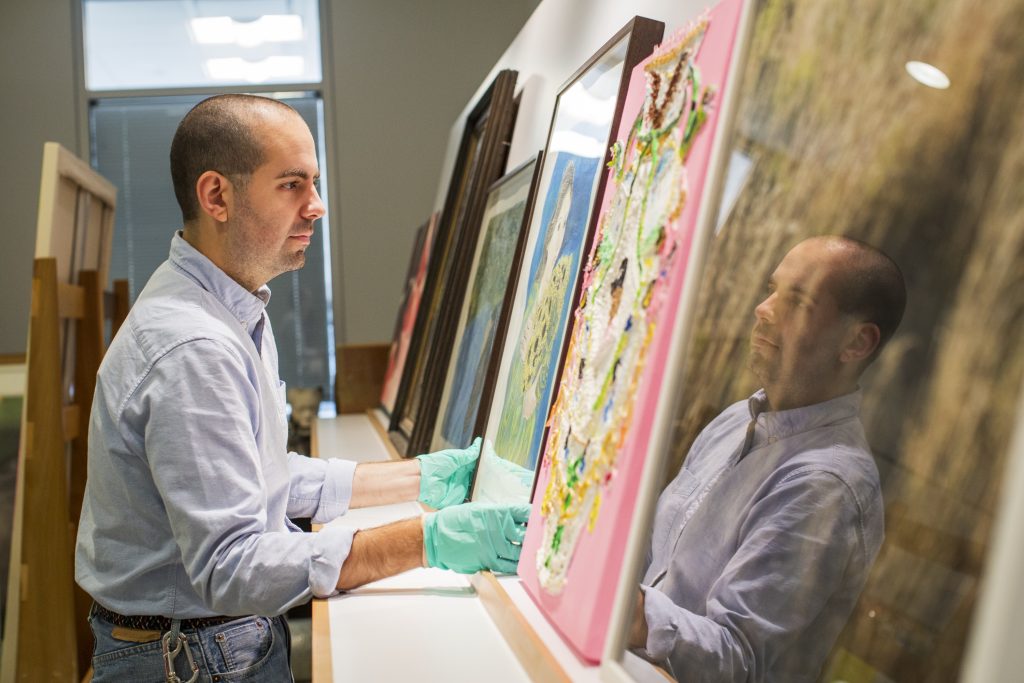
[{"xmin": 230, "ymin": 200, "xmax": 310, "ymax": 288}]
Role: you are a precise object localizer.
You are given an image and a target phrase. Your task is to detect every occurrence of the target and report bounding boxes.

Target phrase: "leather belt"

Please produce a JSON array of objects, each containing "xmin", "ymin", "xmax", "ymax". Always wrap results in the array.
[{"xmin": 91, "ymin": 603, "xmax": 241, "ymax": 632}]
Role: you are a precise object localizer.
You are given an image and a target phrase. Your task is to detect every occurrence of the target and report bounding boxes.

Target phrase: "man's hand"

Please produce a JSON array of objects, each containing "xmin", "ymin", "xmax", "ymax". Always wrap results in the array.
[
  {"xmin": 423, "ymin": 502, "xmax": 530, "ymax": 574},
  {"xmin": 416, "ymin": 437, "xmax": 481, "ymax": 509},
  {"xmin": 628, "ymin": 588, "xmax": 648, "ymax": 649}
]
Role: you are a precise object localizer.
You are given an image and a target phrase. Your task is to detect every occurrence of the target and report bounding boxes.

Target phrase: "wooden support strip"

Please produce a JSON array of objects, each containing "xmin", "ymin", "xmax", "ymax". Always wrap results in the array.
[
  {"xmin": 57, "ymin": 282, "xmax": 86, "ymax": 320},
  {"xmin": 110, "ymin": 279, "xmax": 130, "ymax": 338},
  {"xmin": 366, "ymin": 408, "xmax": 404, "ymax": 461},
  {"xmin": 311, "ymin": 595, "xmax": 334, "ymax": 683},
  {"xmin": 13, "ymin": 257, "xmax": 79, "ymax": 680},
  {"xmin": 62, "ymin": 404, "xmax": 80, "ymax": 442},
  {"xmin": 471, "ymin": 572, "xmax": 570, "ymax": 683},
  {"xmin": 72, "ymin": 270, "xmax": 107, "ymax": 675},
  {"xmin": 53, "ymin": 142, "xmax": 118, "ymax": 207}
]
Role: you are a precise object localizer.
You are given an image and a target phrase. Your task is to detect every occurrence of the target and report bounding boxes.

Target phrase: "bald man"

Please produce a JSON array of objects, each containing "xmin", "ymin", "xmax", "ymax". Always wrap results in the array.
[
  {"xmin": 630, "ymin": 236, "xmax": 906, "ymax": 682},
  {"xmin": 76, "ymin": 95, "xmax": 527, "ymax": 682}
]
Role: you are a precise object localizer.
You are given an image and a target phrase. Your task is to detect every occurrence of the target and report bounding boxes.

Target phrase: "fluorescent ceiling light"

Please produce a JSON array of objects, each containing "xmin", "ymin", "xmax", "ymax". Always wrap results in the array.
[
  {"xmin": 905, "ymin": 61, "xmax": 950, "ymax": 89},
  {"xmin": 205, "ymin": 56, "xmax": 305, "ymax": 83},
  {"xmin": 191, "ymin": 15, "xmax": 303, "ymax": 47}
]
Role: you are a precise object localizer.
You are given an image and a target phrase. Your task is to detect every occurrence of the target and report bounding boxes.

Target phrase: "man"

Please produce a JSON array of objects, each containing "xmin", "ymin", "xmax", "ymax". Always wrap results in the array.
[
  {"xmin": 76, "ymin": 94, "xmax": 527, "ymax": 681},
  {"xmin": 630, "ymin": 236, "xmax": 906, "ymax": 682}
]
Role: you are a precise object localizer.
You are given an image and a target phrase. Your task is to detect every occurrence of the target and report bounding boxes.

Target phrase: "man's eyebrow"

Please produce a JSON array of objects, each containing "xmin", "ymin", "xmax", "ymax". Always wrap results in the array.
[{"xmin": 275, "ymin": 168, "xmax": 320, "ymax": 180}]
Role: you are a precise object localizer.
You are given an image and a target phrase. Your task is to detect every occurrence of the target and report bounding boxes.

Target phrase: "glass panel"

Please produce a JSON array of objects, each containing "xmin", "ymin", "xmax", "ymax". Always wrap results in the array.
[
  {"xmin": 614, "ymin": 0, "xmax": 1024, "ymax": 680},
  {"xmin": 90, "ymin": 93, "xmax": 335, "ymax": 405},
  {"xmin": 83, "ymin": 0, "xmax": 322, "ymax": 91}
]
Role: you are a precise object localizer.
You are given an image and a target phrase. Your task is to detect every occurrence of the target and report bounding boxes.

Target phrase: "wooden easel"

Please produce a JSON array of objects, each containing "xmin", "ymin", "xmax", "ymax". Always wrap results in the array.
[{"xmin": 1, "ymin": 143, "xmax": 124, "ymax": 682}]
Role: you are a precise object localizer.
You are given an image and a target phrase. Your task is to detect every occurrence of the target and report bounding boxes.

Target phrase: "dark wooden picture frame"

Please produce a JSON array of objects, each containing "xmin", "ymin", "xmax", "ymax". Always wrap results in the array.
[
  {"xmin": 428, "ymin": 152, "xmax": 544, "ymax": 453},
  {"xmin": 471, "ymin": 15, "xmax": 665, "ymax": 503},
  {"xmin": 387, "ymin": 70, "xmax": 519, "ymax": 455},
  {"xmin": 378, "ymin": 215, "xmax": 435, "ymax": 417}
]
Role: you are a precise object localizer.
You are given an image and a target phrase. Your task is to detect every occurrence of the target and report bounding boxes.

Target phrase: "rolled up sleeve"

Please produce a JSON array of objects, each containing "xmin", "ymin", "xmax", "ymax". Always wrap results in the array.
[
  {"xmin": 287, "ymin": 453, "xmax": 357, "ymax": 523},
  {"xmin": 140, "ymin": 340, "xmax": 356, "ymax": 615}
]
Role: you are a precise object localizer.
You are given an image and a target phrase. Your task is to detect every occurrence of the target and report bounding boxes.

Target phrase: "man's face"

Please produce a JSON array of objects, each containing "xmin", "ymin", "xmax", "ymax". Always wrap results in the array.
[
  {"xmin": 749, "ymin": 239, "xmax": 854, "ymax": 407},
  {"xmin": 226, "ymin": 111, "xmax": 324, "ymax": 289}
]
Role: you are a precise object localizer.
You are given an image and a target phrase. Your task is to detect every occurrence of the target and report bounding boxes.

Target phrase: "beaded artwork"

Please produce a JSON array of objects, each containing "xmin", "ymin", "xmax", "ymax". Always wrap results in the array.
[{"xmin": 536, "ymin": 17, "xmax": 715, "ymax": 593}]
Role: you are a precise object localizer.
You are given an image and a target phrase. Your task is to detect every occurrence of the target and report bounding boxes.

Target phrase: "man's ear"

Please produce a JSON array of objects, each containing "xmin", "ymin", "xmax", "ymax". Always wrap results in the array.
[
  {"xmin": 195, "ymin": 171, "xmax": 233, "ymax": 223},
  {"xmin": 840, "ymin": 321, "xmax": 881, "ymax": 364}
]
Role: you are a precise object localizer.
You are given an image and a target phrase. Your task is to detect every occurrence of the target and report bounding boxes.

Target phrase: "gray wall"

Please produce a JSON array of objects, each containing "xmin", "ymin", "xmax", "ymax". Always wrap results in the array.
[
  {"xmin": 0, "ymin": 2, "xmax": 82, "ymax": 354},
  {"xmin": 0, "ymin": 0, "xmax": 539, "ymax": 353},
  {"xmin": 437, "ymin": 0, "xmax": 718, "ymax": 200},
  {"xmin": 324, "ymin": 0, "xmax": 540, "ymax": 344}
]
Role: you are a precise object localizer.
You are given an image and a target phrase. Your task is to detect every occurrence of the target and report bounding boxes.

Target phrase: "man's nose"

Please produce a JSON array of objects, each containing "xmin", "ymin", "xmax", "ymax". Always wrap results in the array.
[
  {"xmin": 754, "ymin": 293, "xmax": 775, "ymax": 322},
  {"xmin": 303, "ymin": 186, "xmax": 325, "ymax": 220}
]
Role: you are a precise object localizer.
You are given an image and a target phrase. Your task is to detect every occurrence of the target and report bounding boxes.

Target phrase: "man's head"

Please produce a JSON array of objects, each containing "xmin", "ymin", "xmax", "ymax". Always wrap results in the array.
[
  {"xmin": 169, "ymin": 94, "xmax": 324, "ymax": 290},
  {"xmin": 749, "ymin": 236, "xmax": 906, "ymax": 410}
]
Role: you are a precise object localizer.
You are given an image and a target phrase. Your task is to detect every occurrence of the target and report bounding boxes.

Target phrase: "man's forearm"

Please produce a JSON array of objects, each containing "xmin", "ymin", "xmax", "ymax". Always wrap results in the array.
[
  {"xmin": 349, "ymin": 460, "xmax": 420, "ymax": 509},
  {"xmin": 336, "ymin": 516, "xmax": 424, "ymax": 590}
]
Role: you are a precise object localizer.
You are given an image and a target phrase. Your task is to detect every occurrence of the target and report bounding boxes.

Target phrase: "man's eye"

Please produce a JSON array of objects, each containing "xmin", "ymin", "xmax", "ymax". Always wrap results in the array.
[{"xmin": 282, "ymin": 181, "xmax": 298, "ymax": 189}]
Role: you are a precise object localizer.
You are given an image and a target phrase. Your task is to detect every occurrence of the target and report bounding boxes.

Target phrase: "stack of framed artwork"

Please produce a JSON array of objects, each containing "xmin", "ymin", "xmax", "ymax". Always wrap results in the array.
[
  {"xmin": 371, "ymin": 0, "xmax": 1024, "ymax": 678},
  {"xmin": 429, "ymin": 154, "xmax": 544, "ymax": 453},
  {"xmin": 472, "ymin": 16, "xmax": 666, "ymax": 504},
  {"xmin": 387, "ymin": 70, "xmax": 518, "ymax": 456},
  {"xmin": 379, "ymin": 212, "xmax": 437, "ymax": 417}
]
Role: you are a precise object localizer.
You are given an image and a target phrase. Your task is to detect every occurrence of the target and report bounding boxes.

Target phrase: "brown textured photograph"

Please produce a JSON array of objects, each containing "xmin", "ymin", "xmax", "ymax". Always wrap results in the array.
[{"xmin": 648, "ymin": 0, "xmax": 1024, "ymax": 680}]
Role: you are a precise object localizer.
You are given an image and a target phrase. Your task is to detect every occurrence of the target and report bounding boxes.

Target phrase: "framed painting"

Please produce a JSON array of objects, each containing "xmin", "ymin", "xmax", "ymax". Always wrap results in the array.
[
  {"xmin": 513, "ymin": 0, "xmax": 755, "ymax": 663},
  {"xmin": 602, "ymin": 0, "xmax": 1024, "ymax": 679},
  {"xmin": 388, "ymin": 70, "xmax": 518, "ymax": 456},
  {"xmin": 472, "ymin": 16, "xmax": 665, "ymax": 504},
  {"xmin": 429, "ymin": 154, "xmax": 543, "ymax": 453},
  {"xmin": 2, "ymin": 142, "xmax": 118, "ymax": 680},
  {"xmin": 379, "ymin": 213, "xmax": 438, "ymax": 417}
]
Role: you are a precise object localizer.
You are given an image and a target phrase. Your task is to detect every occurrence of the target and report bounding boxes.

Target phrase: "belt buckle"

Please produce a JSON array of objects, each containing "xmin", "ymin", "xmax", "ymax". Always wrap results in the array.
[{"xmin": 161, "ymin": 631, "xmax": 199, "ymax": 683}]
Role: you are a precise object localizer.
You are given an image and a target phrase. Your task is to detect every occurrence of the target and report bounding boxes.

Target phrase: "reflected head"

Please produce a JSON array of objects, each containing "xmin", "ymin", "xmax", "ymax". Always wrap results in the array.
[{"xmin": 818, "ymin": 236, "xmax": 907, "ymax": 362}]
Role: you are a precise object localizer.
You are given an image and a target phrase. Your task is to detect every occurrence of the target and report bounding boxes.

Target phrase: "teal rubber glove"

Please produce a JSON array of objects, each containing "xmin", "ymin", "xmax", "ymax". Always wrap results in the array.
[
  {"xmin": 423, "ymin": 502, "xmax": 531, "ymax": 574},
  {"xmin": 416, "ymin": 437, "xmax": 481, "ymax": 509}
]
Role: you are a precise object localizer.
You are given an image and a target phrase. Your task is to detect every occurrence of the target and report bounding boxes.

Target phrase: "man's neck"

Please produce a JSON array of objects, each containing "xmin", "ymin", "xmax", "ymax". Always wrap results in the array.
[
  {"xmin": 764, "ymin": 380, "xmax": 858, "ymax": 412},
  {"xmin": 181, "ymin": 225, "xmax": 261, "ymax": 293}
]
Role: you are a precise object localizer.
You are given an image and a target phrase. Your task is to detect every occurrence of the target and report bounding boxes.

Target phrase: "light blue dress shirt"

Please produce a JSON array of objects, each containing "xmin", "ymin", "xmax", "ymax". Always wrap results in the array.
[
  {"xmin": 641, "ymin": 389, "xmax": 884, "ymax": 682},
  {"xmin": 76, "ymin": 233, "xmax": 357, "ymax": 618}
]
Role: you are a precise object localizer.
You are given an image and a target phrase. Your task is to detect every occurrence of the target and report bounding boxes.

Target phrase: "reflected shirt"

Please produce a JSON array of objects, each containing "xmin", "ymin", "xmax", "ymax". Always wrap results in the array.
[
  {"xmin": 641, "ymin": 389, "xmax": 883, "ymax": 682},
  {"xmin": 76, "ymin": 233, "xmax": 357, "ymax": 618}
]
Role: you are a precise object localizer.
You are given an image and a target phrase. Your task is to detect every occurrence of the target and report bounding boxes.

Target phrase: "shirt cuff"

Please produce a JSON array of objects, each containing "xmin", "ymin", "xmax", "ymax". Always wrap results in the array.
[
  {"xmin": 641, "ymin": 585, "xmax": 679, "ymax": 662},
  {"xmin": 307, "ymin": 523, "xmax": 356, "ymax": 598},
  {"xmin": 312, "ymin": 458, "xmax": 358, "ymax": 523}
]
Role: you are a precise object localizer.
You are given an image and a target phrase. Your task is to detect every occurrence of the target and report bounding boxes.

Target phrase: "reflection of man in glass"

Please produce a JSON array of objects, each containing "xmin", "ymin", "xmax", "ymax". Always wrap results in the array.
[{"xmin": 630, "ymin": 236, "xmax": 906, "ymax": 682}]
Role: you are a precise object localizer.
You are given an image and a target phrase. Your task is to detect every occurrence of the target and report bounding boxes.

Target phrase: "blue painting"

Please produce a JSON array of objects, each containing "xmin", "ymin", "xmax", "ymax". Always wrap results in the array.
[{"xmin": 490, "ymin": 151, "xmax": 601, "ymax": 468}]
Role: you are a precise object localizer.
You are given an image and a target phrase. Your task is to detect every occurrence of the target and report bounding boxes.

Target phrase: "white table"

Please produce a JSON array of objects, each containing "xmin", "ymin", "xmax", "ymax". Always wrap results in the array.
[{"xmin": 310, "ymin": 411, "xmax": 603, "ymax": 682}]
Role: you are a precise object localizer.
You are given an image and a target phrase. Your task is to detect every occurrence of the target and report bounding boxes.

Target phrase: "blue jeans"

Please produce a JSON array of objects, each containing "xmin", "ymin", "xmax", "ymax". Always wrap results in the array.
[{"xmin": 88, "ymin": 609, "xmax": 294, "ymax": 682}]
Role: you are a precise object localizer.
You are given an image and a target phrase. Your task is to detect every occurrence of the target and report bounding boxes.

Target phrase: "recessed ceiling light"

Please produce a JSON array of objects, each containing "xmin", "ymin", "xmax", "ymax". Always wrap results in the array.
[{"xmin": 905, "ymin": 61, "xmax": 950, "ymax": 89}]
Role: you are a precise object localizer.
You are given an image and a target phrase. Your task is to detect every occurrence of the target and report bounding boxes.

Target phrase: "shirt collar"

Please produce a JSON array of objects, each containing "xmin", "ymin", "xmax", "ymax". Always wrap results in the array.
[
  {"xmin": 168, "ymin": 231, "xmax": 271, "ymax": 333},
  {"xmin": 747, "ymin": 387, "xmax": 862, "ymax": 445}
]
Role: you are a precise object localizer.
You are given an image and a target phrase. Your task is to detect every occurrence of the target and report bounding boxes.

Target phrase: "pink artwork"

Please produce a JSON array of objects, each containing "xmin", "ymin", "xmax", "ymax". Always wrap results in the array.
[
  {"xmin": 517, "ymin": 0, "xmax": 750, "ymax": 661},
  {"xmin": 380, "ymin": 213, "xmax": 437, "ymax": 414}
]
